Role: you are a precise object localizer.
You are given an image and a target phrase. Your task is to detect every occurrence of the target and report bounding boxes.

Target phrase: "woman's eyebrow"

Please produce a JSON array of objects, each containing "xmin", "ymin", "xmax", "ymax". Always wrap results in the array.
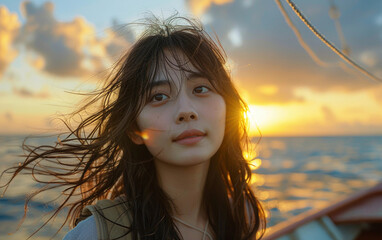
[
  {"xmin": 151, "ymin": 72, "xmax": 206, "ymax": 88},
  {"xmin": 151, "ymin": 80, "xmax": 171, "ymax": 88}
]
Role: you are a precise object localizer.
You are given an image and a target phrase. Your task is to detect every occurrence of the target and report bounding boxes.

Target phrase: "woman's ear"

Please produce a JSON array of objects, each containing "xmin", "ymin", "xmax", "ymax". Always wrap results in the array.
[{"xmin": 129, "ymin": 131, "xmax": 145, "ymax": 145}]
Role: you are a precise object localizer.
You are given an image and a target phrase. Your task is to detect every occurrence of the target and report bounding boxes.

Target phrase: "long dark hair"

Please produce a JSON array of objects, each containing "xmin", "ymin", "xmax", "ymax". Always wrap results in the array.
[{"xmin": 1, "ymin": 15, "xmax": 265, "ymax": 239}]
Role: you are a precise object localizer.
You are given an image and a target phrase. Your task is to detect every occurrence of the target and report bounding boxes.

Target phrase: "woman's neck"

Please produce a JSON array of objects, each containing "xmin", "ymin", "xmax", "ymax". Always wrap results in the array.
[{"xmin": 155, "ymin": 159, "xmax": 210, "ymax": 226}]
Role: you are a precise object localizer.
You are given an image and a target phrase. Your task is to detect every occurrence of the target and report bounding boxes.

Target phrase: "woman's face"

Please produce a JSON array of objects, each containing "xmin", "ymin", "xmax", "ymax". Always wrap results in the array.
[{"xmin": 134, "ymin": 50, "xmax": 226, "ymax": 167}]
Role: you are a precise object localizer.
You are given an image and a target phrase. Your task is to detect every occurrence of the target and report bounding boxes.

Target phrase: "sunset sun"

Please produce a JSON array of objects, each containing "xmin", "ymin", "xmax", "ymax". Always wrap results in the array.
[{"xmin": 245, "ymin": 104, "xmax": 281, "ymax": 136}]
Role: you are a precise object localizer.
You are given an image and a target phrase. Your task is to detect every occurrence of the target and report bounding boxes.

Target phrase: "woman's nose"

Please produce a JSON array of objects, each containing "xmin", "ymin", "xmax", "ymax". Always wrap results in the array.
[
  {"xmin": 176, "ymin": 111, "xmax": 198, "ymax": 123},
  {"xmin": 175, "ymin": 88, "xmax": 198, "ymax": 123}
]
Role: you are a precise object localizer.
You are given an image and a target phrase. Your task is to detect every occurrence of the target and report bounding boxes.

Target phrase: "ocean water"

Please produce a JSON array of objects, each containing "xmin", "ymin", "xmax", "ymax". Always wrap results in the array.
[
  {"xmin": 252, "ymin": 136, "xmax": 382, "ymax": 228},
  {"xmin": 0, "ymin": 135, "xmax": 381, "ymax": 239}
]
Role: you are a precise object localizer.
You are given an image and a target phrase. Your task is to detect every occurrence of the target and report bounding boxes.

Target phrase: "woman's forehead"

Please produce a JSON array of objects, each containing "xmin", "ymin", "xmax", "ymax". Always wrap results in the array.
[{"xmin": 154, "ymin": 49, "xmax": 199, "ymax": 84}]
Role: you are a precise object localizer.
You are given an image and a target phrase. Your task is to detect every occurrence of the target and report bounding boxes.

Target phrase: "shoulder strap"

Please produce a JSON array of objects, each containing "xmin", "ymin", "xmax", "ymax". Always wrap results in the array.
[{"xmin": 82, "ymin": 196, "xmax": 133, "ymax": 240}]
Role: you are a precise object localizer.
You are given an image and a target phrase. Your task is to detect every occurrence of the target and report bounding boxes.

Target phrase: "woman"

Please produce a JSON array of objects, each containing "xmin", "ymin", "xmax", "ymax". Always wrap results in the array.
[{"xmin": 2, "ymin": 15, "xmax": 265, "ymax": 240}]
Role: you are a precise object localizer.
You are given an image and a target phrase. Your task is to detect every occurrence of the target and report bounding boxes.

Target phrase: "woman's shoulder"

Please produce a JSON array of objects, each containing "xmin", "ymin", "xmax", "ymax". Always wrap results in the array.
[
  {"xmin": 64, "ymin": 196, "xmax": 131, "ymax": 240},
  {"xmin": 62, "ymin": 215, "xmax": 97, "ymax": 240}
]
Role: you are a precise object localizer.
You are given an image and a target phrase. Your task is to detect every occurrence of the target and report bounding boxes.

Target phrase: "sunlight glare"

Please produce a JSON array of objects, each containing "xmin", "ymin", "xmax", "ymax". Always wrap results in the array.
[
  {"xmin": 245, "ymin": 105, "xmax": 280, "ymax": 136},
  {"xmin": 250, "ymin": 158, "xmax": 262, "ymax": 171},
  {"xmin": 136, "ymin": 131, "xmax": 149, "ymax": 140}
]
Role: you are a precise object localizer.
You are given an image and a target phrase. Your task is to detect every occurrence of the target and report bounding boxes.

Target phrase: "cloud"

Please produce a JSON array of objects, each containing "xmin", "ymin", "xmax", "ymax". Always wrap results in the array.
[
  {"xmin": 376, "ymin": 13, "xmax": 382, "ymax": 26},
  {"xmin": 202, "ymin": 0, "xmax": 382, "ymax": 104},
  {"xmin": 18, "ymin": 1, "xmax": 133, "ymax": 78},
  {"xmin": 102, "ymin": 19, "xmax": 133, "ymax": 61},
  {"xmin": 18, "ymin": 2, "xmax": 96, "ymax": 77},
  {"xmin": 13, "ymin": 87, "xmax": 50, "ymax": 98},
  {"xmin": 0, "ymin": 6, "xmax": 21, "ymax": 78},
  {"xmin": 2, "ymin": 70, "xmax": 17, "ymax": 82},
  {"xmin": 321, "ymin": 105, "xmax": 336, "ymax": 122},
  {"xmin": 187, "ymin": 0, "xmax": 234, "ymax": 15},
  {"xmin": 227, "ymin": 27, "xmax": 243, "ymax": 47},
  {"xmin": 371, "ymin": 85, "xmax": 382, "ymax": 104},
  {"xmin": 358, "ymin": 49, "xmax": 380, "ymax": 68},
  {"xmin": 4, "ymin": 111, "xmax": 13, "ymax": 121}
]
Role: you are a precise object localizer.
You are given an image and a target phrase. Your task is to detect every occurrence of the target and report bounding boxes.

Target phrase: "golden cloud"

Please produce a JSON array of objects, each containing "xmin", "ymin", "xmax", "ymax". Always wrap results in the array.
[
  {"xmin": 19, "ymin": 2, "xmax": 132, "ymax": 78},
  {"xmin": 0, "ymin": 6, "xmax": 20, "ymax": 78},
  {"xmin": 12, "ymin": 86, "xmax": 50, "ymax": 98},
  {"xmin": 188, "ymin": 0, "xmax": 234, "ymax": 15},
  {"xmin": 359, "ymin": 50, "xmax": 378, "ymax": 67},
  {"xmin": 53, "ymin": 17, "xmax": 96, "ymax": 52}
]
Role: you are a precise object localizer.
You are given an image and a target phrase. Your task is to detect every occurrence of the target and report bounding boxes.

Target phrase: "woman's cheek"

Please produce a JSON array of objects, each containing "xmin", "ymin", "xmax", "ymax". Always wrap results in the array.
[
  {"xmin": 204, "ymin": 96, "xmax": 226, "ymax": 121},
  {"xmin": 137, "ymin": 109, "xmax": 170, "ymax": 145}
]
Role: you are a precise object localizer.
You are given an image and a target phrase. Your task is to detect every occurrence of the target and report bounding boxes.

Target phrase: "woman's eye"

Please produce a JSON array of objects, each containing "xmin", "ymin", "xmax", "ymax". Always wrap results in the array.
[
  {"xmin": 151, "ymin": 93, "xmax": 169, "ymax": 102},
  {"xmin": 193, "ymin": 86, "xmax": 210, "ymax": 94}
]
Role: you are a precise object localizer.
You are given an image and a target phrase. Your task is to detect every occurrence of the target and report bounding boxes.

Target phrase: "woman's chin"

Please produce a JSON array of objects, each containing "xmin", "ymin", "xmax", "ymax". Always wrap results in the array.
[{"xmin": 154, "ymin": 156, "xmax": 211, "ymax": 168}]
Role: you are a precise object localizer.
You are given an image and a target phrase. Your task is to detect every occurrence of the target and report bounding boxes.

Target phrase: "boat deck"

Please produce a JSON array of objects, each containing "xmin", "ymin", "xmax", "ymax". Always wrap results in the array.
[{"xmin": 263, "ymin": 182, "xmax": 382, "ymax": 240}]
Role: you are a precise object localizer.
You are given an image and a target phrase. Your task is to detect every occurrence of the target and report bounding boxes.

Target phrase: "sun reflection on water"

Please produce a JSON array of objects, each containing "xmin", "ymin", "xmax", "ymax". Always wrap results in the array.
[{"xmin": 249, "ymin": 136, "xmax": 381, "ymax": 228}]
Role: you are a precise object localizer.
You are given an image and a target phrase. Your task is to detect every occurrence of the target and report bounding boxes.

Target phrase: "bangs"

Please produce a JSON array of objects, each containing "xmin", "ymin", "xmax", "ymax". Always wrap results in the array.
[{"xmin": 142, "ymin": 37, "xmax": 224, "ymax": 104}]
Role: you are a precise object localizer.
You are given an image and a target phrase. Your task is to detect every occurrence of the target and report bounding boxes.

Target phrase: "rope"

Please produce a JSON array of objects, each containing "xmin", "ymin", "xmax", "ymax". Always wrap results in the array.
[
  {"xmin": 278, "ymin": 0, "xmax": 382, "ymax": 83},
  {"xmin": 275, "ymin": 0, "xmax": 331, "ymax": 67},
  {"xmin": 326, "ymin": 0, "xmax": 361, "ymax": 79},
  {"xmin": 328, "ymin": 0, "xmax": 349, "ymax": 55}
]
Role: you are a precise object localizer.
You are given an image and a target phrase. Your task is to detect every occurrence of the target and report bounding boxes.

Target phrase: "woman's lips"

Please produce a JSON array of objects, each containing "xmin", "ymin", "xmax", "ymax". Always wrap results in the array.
[
  {"xmin": 173, "ymin": 129, "xmax": 206, "ymax": 145},
  {"xmin": 174, "ymin": 135, "xmax": 204, "ymax": 145}
]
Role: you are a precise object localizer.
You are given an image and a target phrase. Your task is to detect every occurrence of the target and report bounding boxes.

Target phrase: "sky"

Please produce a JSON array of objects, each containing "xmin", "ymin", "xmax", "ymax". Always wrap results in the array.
[{"xmin": 0, "ymin": 0, "xmax": 381, "ymax": 136}]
